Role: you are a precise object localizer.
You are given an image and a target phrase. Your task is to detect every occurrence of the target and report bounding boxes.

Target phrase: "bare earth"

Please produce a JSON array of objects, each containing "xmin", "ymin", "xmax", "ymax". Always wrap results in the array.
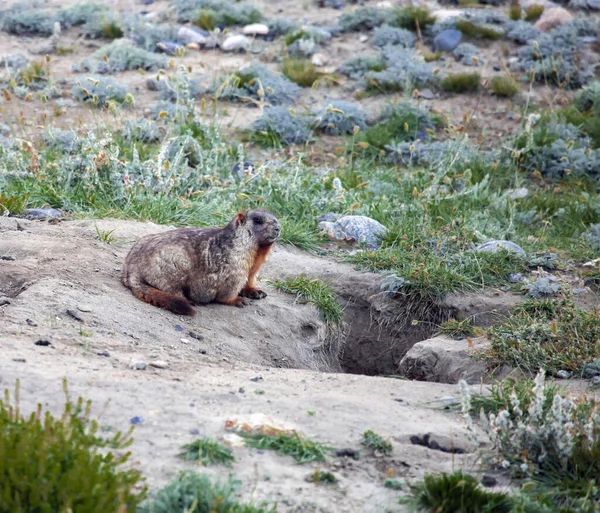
[{"xmin": 0, "ymin": 216, "xmax": 485, "ymax": 512}]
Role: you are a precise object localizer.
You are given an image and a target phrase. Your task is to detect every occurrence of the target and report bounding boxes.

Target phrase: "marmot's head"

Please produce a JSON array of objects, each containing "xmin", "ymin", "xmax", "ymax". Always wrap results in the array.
[{"xmin": 234, "ymin": 209, "xmax": 281, "ymax": 246}]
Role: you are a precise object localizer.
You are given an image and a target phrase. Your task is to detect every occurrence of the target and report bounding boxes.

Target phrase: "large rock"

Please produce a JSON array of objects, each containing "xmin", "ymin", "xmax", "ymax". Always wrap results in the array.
[
  {"xmin": 222, "ymin": 35, "xmax": 251, "ymax": 52},
  {"xmin": 433, "ymin": 29, "xmax": 462, "ymax": 52},
  {"xmin": 242, "ymin": 23, "xmax": 269, "ymax": 36},
  {"xmin": 177, "ymin": 26, "xmax": 208, "ymax": 45},
  {"xmin": 318, "ymin": 215, "xmax": 388, "ymax": 248},
  {"xmin": 534, "ymin": 7, "xmax": 574, "ymax": 32},
  {"xmin": 398, "ymin": 336, "xmax": 490, "ymax": 384}
]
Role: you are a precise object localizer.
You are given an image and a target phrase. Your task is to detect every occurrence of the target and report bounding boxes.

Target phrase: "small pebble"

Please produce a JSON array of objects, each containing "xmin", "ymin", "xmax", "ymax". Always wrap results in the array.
[
  {"xmin": 77, "ymin": 304, "xmax": 93, "ymax": 313},
  {"xmin": 493, "ymin": 66, "xmax": 501, "ymax": 71},
  {"xmin": 189, "ymin": 428, "xmax": 200, "ymax": 435},
  {"xmin": 150, "ymin": 360, "xmax": 169, "ymax": 369},
  {"xmin": 189, "ymin": 330, "xmax": 204, "ymax": 341},
  {"xmin": 34, "ymin": 339, "xmax": 52, "ymax": 346},
  {"xmin": 130, "ymin": 416, "xmax": 145, "ymax": 425},
  {"xmin": 66, "ymin": 309, "xmax": 84, "ymax": 322},
  {"xmin": 26, "ymin": 318, "xmax": 37, "ymax": 326},
  {"xmin": 556, "ymin": 370, "xmax": 571, "ymax": 379},
  {"xmin": 359, "ymin": 34, "xmax": 368, "ymax": 43},
  {"xmin": 175, "ymin": 324, "xmax": 184, "ymax": 332},
  {"xmin": 0, "ymin": 255, "xmax": 15, "ymax": 261},
  {"xmin": 0, "ymin": 297, "xmax": 11, "ymax": 306},
  {"xmin": 12, "ymin": 358, "xmax": 26, "ymax": 363},
  {"xmin": 239, "ymin": 387, "xmax": 245, "ymax": 393},
  {"xmin": 592, "ymin": 376, "xmax": 600, "ymax": 386},
  {"xmin": 250, "ymin": 376, "xmax": 263, "ymax": 382},
  {"xmin": 97, "ymin": 350, "xmax": 110, "ymax": 357},
  {"xmin": 573, "ymin": 287, "xmax": 589, "ymax": 295},
  {"xmin": 438, "ymin": 396, "xmax": 458, "ymax": 404},
  {"xmin": 131, "ymin": 361, "xmax": 147, "ymax": 370},
  {"xmin": 508, "ymin": 273, "xmax": 524, "ymax": 283}
]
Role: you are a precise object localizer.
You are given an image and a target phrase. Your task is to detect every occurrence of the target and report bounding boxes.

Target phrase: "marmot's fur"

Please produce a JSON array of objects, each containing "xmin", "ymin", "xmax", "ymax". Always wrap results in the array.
[{"xmin": 122, "ymin": 210, "xmax": 281, "ymax": 315}]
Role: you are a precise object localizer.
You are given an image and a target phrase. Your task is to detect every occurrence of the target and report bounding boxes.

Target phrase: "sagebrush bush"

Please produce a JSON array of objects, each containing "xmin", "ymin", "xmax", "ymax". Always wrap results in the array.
[
  {"xmin": 2, "ymin": 7, "xmax": 56, "ymax": 36},
  {"xmin": 250, "ymin": 106, "xmax": 313, "ymax": 146},
  {"xmin": 372, "ymin": 24, "xmax": 415, "ymax": 48},
  {"xmin": 70, "ymin": 76, "xmax": 129, "ymax": 107},
  {"xmin": 124, "ymin": 18, "xmax": 182, "ymax": 51},
  {"xmin": 57, "ymin": 2, "xmax": 109, "ymax": 27},
  {"xmin": 0, "ymin": 379, "xmax": 146, "ymax": 512},
  {"xmin": 172, "ymin": 0, "xmax": 262, "ymax": 26},
  {"xmin": 505, "ymin": 20, "xmax": 540, "ymax": 44},
  {"xmin": 453, "ymin": 43, "xmax": 483, "ymax": 66},
  {"xmin": 216, "ymin": 64, "xmax": 301, "ymax": 106},
  {"xmin": 314, "ymin": 100, "xmax": 367, "ymax": 135},
  {"xmin": 339, "ymin": 7, "xmax": 388, "ymax": 32},
  {"xmin": 394, "ymin": 6, "xmax": 435, "ymax": 31},
  {"xmin": 339, "ymin": 54, "xmax": 385, "ymax": 80},
  {"xmin": 123, "ymin": 119, "xmax": 163, "ymax": 144},
  {"xmin": 266, "ymin": 17, "xmax": 298, "ymax": 37},
  {"xmin": 76, "ymin": 42, "xmax": 169, "ymax": 73}
]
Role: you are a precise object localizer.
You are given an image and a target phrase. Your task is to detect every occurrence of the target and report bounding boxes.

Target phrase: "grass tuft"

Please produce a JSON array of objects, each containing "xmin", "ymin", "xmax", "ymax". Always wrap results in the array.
[
  {"xmin": 455, "ymin": 20, "xmax": 503, "ymax": 40},
  {"xmin": 489, "ymin": 76, "xmax": 521, "ymax": 98},
  {"xmin": 440, "ymin": 73, "xmax": 481, "ymax": 94},
  {"xmin": 101, "ymin": 21, "xmax": 123, "ymax": 40},
  {"xmin": 272, "ymin": 275, "xmax": 343, "ymax": 326},
  {"xmin": 240, "ymin": 431, "xmax": 331, "ymax": 464},
  {"xmin": 361, "ymin": 430, "xmax": 392, "ymax": 456},
  {"xmin": 435, "ymin": 318, "xmax": 478, "ymax": 339},
  {"xmin": 178, "ymin": 438, "xmax": 235, "ymax": 467},
  {"xmin": 524, "ymin": 4, "xmax": 545, "ymax": 21},
  {"xmin": 508, "ymin": 5, "xmax": 522, "ymax": 21},
  {"xmin": 281, "ymin": 58, "xmax": 320, "ymax": 87},
  {"xmin": 394, "ymin": 7, "xmax": 436, "ymax": 31}
]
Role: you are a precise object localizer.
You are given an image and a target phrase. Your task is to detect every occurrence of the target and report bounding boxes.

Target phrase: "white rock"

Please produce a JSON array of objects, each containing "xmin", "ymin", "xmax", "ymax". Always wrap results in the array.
[
  {"xmin": 150, "ymin": 360, "xmax": 169, "ymax": 369},
  {"xmin": 359, "ymin": 34, "xmax": 369, "ymax": 43},
  {"xmin": 243, "ymin": 23, "xmax": 269, "ymax": 36},
  {"xmin": 177, "ymin": 26, "xmax": 207, "ymax": 45},
  {"xmin": 311, "ymin": 53, "xmax": 329, "ymax": 66},
  {"xmin": 534, "ymin": 7, "xmax": 574, "ymax": 32},
  {"xmin": 222, "ymin": 34, "xmax": 251, "ymax": 52},
  {"xmin": 376, "ymin": 1, "xmax": 393, "ymax": 7}
]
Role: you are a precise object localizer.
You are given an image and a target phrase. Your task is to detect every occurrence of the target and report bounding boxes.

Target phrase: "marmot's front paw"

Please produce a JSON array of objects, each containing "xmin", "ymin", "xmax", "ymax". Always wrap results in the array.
[
  {"xmin": 234, "ymin": 296, "xmax": 249, "ymax": 308},
  {"xmin": 240, "ymin": 287, "xmax": 267, "ymax": 300}
]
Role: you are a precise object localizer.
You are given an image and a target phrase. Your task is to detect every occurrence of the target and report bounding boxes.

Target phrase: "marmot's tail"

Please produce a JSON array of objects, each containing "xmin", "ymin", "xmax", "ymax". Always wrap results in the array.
[{"xmin": 132, "ymin": 283, "xmax": 195, "ymax": 316}]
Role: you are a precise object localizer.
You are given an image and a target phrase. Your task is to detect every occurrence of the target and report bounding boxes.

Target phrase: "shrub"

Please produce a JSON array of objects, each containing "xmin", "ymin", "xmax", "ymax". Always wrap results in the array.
[
  {"xmin": 505, "ymin": 20, "xmax": 539, "ymax": 44},
  {"xmin": 372, "ymin": 24, "xmax": 415, "ymax": 48},
  {"xmin": 574, "ymin": 81, "xmax": 600, "ymax": 113},
  {"xmin": 489, "ymin": 76, "xmax": 521, "ymax": 97},
  {"xmin": 178, "ymin": 438, "xmax": 235, "ymax": 466},
  {"xmin": 2, "ymin": 7, "xmax": 56, "ymax": 36},
  {"xmin": 401, "ymin": 471, "xmax": 513, "ymax": 513},
  {"xmin": 281, "ymin": 58, "xmax": 320, "ymax": 87},
  {"xmin": 363, "ymin": 47, "xmax": 436, "ymax": 94},
  {"xmin": 57, "ymin": 2, "xmax": 109, "ymax": 27},
  {"xmin": 76, "ymin": 42, "xmax": 169, "ymax": 73},
  {"xmin": 70, "ymin": 76, "xmax": 129, "ymax": 107},
  {"xmin": 0, "ymin": 379, "xmax": 146, "ymax": 512},
  {"xmin": 440, "ymin": 73, "xmax": 481, "ymax": 93},
  {"xmin": 460, "ymin": 372, "xmax": 600, "ymax": 509},
  {"xmin": 339, "ymin": 7, "xmax": 389, "ymax": 32},
  {"xmin": 240, "ymin": 430, "xmax": 330, "ymax": 463},
  {"xmin": 339, "ymin": 54, "xmax": 385, "ymax": 80},
  {"xmin": 486, "ymin": 296, "xmax": 600, "ymax": 374},
  {"xmin": 172, "ymin": 0, "xmax": 263, "ymax": 26},
  {"xmin": 266, "ymin": 17, "xmax": 298, "ymax": 37},
  {"xmin": 394, "ymin": 6, "xmax": 435, "ymax": 31},
  {"xmin": 453, "ymin": 43, "xmax": 483, "ymax": 66},
  {"xmin": 509, "ymin": 4, "xmax": 522, "ymax": 20},
  {"xmin": 314, "ymin": 100, "xmax": 367, "ymax": 136},
  {"xmin": 216, "ymin": 64, "xmax": 301, "ymax": 106},
  {"xmin": 123, "ymin": 119, "xmax": 163, "ymax": 143},
  {"xmin": 124, "ymin": 18, "xmax": 181, "ymax": 51},
  {"xmin": 196, "ymin": 9, "xmax": 217, "ymax": 30},
  {"xmin": 44, "ymin": 128, "xmax": 81, "ymax": 154},
  {"xmin": 138, "ymin": 471, "xmax": 273, "ymax": 513},
  {"xmin": 250, "ymin": 106, "xmax": 313, "ymax": 146},
  {"xmin": 524, "ymin": 4, "xmax": 545, "ymax": 21}
]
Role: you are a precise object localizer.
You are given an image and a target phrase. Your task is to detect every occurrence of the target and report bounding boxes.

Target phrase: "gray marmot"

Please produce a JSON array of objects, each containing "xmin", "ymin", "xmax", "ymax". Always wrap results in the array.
[{"xmin": 122, "ymin": 210, "xmax": 281, "ymax": 315}]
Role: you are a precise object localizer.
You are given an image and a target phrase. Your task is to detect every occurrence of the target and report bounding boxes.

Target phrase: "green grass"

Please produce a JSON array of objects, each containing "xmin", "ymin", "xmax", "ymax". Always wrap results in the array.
[
  {"xmin": 361, "ymin": 430, "xmax": 392, "ymax": 456},
  {"xmin": 485, "ymin": 295, "xmax": 600, "ymax": 375},
  {"xmin": 508, "ymin": 5, "xmax": 522, "ymax": 20},
  {"xmin": 101, "ymin": 21, "xmax": 123, "ymax": 40},
  {"xmin": 281, "ymin": 58, "xmax": 320, "ymax": 87},
  {"xmin": 0, "ymin": 191, "xmax": 27, "ymax": 214},
  {"xmin": 435, "ymin": 318, "xmax": 479, "ymax": 339},
  {"xmin": 524, "ymin": 4, "xmax": 545, "ymax": 21},
  {"xmin": 489, "ymin": 76, "xmax": 521, "ymax": 98},
  {"xmin": 240, "ymin": 431, "xmax": 331, "ymax": 464},
  {"xmin": 440, "ymin": 73, "xmax": 481, "ymax": 94},
  {"xmin": 400, "ymin": 471, "xmax": 513, "ymax": 513},
  {"xmin": 94, "ymin": 223, "xmax": 116, "ymax": 244},
  {"xmin": 311, "ymin": 470, "xmax": 338, "ymax": 484},
  {"xmin": 455, "ymin": 20, "xmax": 504, "ymax": 40},
  {"xmin": 272, "ymin": 275, "xmax": 343, "ymax": 325},
  {"xmin": 178, "ymin": 438, "xmax": 235, "ymax": 467},
  {"xmin": 394, "ymin": 6, "xmax": 436, "ymax": 31},
  {"xmin": 196, "ymin": 9, "xmax": 217, "ymax": 31}
]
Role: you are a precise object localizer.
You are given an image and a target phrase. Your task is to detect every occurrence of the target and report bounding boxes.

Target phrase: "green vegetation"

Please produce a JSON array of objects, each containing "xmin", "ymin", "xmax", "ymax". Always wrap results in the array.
[
  {"xmin": 311, "ymin": 469, "xmax": 338, "ymax": 484},
  {"xmin": 489, "ymin": 76, "xmax": 521, "ymax": 98},
  {"xmin": 272, "ymin": 275, "xmax": 342, "ymax": 325},
  {"xmin": 435, "ymin": 318, "xmax": 478, "ymax": 339},
  {"xmin": 455, "ymin": 20, "xmax": 504, "ymax": 40},
  {"xmin": 509, "ymin": 5, "xmax": 522, "ymax": 20},
  {"xmin": 524, "ymin": 4, "xmax": 545, "ymax": 21},
  {"xmin": 400, "ymin": 471, "xmax": 513, "ymax": 512},
  {"xmin": 361, "ymin": 430, "xmax": 392, "ymax": 456},
  {"xmin": 281, "ymin": 58, "xmax": 321, "ymax": 87},
  {"xmin": 196, "ymin": 9, "xmax": 217, "ymax": 31},
  {"xmin": 0, "ymin": 379, "xmax": 146, "ymax": 512},
  {"xmin": 240, "ymin": 430, "xmax": 331, "ymax": 464},
  {"xmin": 485, "ymin": 295, "xmax": 600, "ymax": 375},
  {"xmin": 178, "ymin": 438, "xmax": 235, "ymax": 466},
  {"xmin": 394, "ymin": 6, "xmax": 436, "ymax": 31},
  {"xmin": 101, "ymin": 20, "xmax": 123, "ymax": 40},
  {"xmin": 440, "ymin": 73, "xmax": 481, "ymax": 94},
  {"xmin": 138, "ymin": 471, "xmax": 274, "ymax": 513}
]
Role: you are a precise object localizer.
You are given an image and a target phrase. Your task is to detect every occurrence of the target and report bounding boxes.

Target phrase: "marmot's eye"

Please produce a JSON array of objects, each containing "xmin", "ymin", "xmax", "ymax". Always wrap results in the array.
[{"xmin": 253, "ymin": 217, "xmax": 264, "ymax": 225}]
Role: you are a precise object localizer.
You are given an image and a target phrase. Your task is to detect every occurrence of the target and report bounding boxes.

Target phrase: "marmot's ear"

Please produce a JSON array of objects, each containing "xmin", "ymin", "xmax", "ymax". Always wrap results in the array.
[{"xmin": 234, "ymin": 212, "xmax": 246, "ymax": 226}]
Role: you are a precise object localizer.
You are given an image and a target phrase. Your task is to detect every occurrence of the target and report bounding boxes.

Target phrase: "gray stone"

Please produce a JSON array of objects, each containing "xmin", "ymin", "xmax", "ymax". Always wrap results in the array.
[
  {"xmin": 476, "ymin": 240, "xmax": 526, "ymax": 257},
  {"xmin": 318, "ymin": 215, "xmax": 388, "ymax": 248},
  {"xmin": 508, "ymin": 273, "xmax": 524, "ymax": 283},
  {"xmin": 433, "ymin": 29, "xmax": 462, "ymax": 52},
  {"xmin": 222, "ymin": 35, "xmax": 251, "ymax": 52},
  {"xmin": 131, "ymin": 361, "xmax": 147, "ymax": 370},
  {"xmin": 398, "ymin": 336, "xmax": 489, "ymax": 384},
  {"xmin": 243, "ymin": 23, "xmax": 269, "ymax": 36},
  {"xmin": 77, "ymin": 304, "xmax": 93, "ymax": 312},
  {"xmin": 156, "ymin": 41, "xmax": 183, "ymax": 55},
  {"xmin": 150, "ymin": 360, "xmax": 169, "ymax": 369},
  {"xmin": 418, "ymin": 88, "xmax": 435, "ymax": 100},
  {"xmin": 556, "ymin": 370, "xmax": 571, "ymax": 379},
  {"xmin": 506, "ymin": 187, "xmax": 529, "ymax": 200},
  {"xmin": 592, "ymin": 376, "xmax": 600, "ymax": 386},
  {"xmin": 0, "ymin": 297, "xmax": 11, "ymax": 306},
  {"xmin": 23, "ymin": 208, "xmax": 63, "ymax": 221},
  {"xmin": 177, "ymin": 26, "xmax": 208, "ymax": 45}
]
